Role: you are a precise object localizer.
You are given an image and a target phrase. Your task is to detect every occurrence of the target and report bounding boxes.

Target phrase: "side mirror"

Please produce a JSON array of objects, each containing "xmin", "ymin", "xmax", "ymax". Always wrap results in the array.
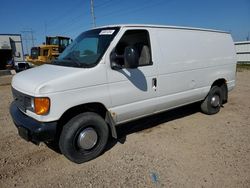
[{"xmin": 124, "ymin": 46, "xmax": 139, "ymax": 69}]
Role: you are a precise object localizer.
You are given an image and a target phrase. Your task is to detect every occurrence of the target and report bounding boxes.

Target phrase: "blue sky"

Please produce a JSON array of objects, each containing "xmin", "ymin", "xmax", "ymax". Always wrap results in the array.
[{"xmin": 0, "ymin": 0, "xmax": 249, "ymax": 53}]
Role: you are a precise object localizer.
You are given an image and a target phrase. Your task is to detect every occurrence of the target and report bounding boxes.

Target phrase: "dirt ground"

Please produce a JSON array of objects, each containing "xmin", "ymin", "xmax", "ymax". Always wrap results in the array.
[{"xmin": 0, "ymin": 70, "xmax": 250, "ymax": 188}]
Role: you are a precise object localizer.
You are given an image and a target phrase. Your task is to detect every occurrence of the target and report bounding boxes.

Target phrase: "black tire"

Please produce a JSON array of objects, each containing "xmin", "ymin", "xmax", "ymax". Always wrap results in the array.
[
  {"xmin": 59, "ymin": 112, "xmax": 109, "ymax": 163},
  {"xmin": 201, "ymin": 86, "xmax": 223, "ymax": 115}
]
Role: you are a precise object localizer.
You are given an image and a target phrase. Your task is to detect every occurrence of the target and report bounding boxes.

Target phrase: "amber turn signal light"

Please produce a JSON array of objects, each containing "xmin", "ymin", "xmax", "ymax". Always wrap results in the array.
[{"xmin": 34, "ymin": 97, "xmax": 50, "ymax": 115}]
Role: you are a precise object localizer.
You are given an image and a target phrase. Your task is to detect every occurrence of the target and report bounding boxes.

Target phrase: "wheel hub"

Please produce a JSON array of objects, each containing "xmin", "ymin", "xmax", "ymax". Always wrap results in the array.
[
  {"xmin": 77, "ymin": 127, "xmax": 98, "ymax": 150},
  {"xmin": 211, "ymin": 95, "xmax": 220, "ymax": 107}
]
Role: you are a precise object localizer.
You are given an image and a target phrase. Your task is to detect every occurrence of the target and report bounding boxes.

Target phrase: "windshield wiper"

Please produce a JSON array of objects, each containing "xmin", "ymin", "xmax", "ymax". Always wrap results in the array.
[
  {"xmin": 63, "ymin": 57, "xmax": 82, "ymax": 67},
  {"xmin": 52, "ymin": 58, "xmax": 82, "ymax": 68}
]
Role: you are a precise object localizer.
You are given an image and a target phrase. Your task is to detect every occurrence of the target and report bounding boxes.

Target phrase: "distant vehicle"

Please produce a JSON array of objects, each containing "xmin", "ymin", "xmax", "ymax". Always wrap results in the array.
[
  {"xmin": 0, "ymin": 34, "xmax": 28, "ymax": 72},
  {"xmin": 10, "ymin": 24, "xmax": 237, "ymax": 163},
  {"xmin": 26, "ymin": 36, "xmax": 71, "ymax": 66}
]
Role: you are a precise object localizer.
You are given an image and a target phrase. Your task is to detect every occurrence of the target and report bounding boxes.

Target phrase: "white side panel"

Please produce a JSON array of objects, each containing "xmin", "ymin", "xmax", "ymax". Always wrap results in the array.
[{"xmin": 154, "ymin": 28, "xmax": 236, "ymax": 111}]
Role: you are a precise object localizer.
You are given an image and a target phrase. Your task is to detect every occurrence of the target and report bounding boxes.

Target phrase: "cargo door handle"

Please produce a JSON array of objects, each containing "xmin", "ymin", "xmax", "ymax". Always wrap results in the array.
[{"xmin": 152, "ymin": 78, "xmax": 157, "ymax": 91}]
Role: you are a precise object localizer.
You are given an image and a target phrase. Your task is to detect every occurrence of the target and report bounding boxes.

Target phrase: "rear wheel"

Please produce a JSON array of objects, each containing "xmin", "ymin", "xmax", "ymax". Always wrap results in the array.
[
  {"xmin": 59, "ymin": 112, "xmax": 109, "ymax": 163},
  {"xmin": 201, "ymin": 86, "xmax": 223, "ymax": 115}
]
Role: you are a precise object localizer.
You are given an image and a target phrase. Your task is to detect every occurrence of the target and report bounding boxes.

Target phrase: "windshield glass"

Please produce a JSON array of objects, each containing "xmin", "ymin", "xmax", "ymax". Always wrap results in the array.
[
  {"xmin": 54, "ymin": 27, "xmax": 120, "ymax": 68},
  {"xmin": 50, "ymin": 38, "xmax": 59, "ymax": 45},
  {"xmin": 31, "ymin": 47, "xmax": 40, "ymax": 58},
  {"xmin": 60, "ymin": 38, "xmax": 70, "ymax": 46}
]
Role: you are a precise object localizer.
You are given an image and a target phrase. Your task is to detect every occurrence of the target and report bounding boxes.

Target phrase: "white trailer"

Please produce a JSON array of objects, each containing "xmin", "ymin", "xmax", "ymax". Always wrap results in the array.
[
  {"xmin": 0, "ymin": 34, "xmax": 28, "ymax": 71},
  {"xmin": 235, "ymin": 41, "xmax": 250, "ymax": 63}
]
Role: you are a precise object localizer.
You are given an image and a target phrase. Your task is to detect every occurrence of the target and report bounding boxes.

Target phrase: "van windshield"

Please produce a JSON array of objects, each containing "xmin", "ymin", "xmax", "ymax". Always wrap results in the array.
[{"xmin": 54, "ymin": 27, "xmax": 120, "ymax": 68}]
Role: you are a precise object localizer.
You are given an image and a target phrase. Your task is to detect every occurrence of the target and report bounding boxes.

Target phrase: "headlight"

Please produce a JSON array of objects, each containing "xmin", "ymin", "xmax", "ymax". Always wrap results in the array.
[{"xmin": 31, "ymin": 97, "xmax": 50, "ymax": 115}]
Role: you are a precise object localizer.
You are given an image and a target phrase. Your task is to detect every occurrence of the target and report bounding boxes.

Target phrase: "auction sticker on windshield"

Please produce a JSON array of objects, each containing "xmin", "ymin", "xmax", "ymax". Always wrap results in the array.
[{"xmin": 99, "ymin": 30, "xmax": 115, "ymax": 35}]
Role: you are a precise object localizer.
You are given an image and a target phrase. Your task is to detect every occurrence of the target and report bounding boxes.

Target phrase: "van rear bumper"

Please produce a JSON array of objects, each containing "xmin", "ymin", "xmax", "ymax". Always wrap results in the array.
[{"xmin": 9, "ymin": 102, "xmax": 57, "ymax": 144}]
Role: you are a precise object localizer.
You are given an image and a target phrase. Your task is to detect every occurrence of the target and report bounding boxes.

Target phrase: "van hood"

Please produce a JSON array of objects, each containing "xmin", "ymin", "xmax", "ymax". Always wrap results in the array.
[{"xmin": 12, "ymin": 64, "xmax": 106, "ymax": 95}]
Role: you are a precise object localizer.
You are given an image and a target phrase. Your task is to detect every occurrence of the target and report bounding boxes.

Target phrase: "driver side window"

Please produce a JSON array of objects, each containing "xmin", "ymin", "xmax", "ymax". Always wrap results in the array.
[{"xmin": 115, "ymin": 30, "xmax": 152, "ymax": 66}]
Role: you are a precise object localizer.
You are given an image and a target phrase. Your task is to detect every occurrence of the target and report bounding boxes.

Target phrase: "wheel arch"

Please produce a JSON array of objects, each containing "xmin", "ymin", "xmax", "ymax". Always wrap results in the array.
[
  {"xmin": 211, "ymin": 78, "xmax": 228, "ymax": 103},
  {"xmin": 56, "ymin": 102, "xmax": 117, "ymax": 139}
]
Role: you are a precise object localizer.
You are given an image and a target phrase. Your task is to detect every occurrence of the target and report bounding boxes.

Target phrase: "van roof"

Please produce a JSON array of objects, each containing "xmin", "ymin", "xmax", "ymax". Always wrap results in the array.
[{"xmin": 95, "ymin": 24, "xmax": 229, "ymax": 34}]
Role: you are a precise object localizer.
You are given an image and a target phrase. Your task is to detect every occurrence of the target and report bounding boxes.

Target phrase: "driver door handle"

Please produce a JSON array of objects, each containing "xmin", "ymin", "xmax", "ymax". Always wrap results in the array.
[{"xmin": 152, "ymin": 78, "xmax": 157, "ymax": 91}]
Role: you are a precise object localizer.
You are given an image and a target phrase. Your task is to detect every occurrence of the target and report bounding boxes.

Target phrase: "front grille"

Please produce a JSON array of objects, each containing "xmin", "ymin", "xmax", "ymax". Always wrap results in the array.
[
  {"xmin": 12, "ymin": 88, "xmax": 31, "ymax": 112},
  {"xmin": 31, "ymin": 55, "xmax": 38, "ymax": 59}
]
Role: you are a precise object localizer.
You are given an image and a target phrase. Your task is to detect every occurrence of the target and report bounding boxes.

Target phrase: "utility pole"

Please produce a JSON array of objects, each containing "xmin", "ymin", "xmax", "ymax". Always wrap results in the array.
[
  {"xmin": 31, "ymin": 29, "xmax": 35, "ymax": 47},
  {"xmin": 44, "ymin": 22, "xmax": 47, "ymax": 37},
  {"xmin": 23, "ymin": 35, "xmax": 29, "ymax": 55},
  {"xmin": 90, "ymin": 0, "xmax": 96, "ymax": 28}
]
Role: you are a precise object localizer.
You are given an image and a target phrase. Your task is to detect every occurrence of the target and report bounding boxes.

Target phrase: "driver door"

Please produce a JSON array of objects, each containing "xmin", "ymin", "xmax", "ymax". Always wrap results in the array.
[{"xmin": 106, "ymin": 29, "xmax": 158, "ymax": 124}]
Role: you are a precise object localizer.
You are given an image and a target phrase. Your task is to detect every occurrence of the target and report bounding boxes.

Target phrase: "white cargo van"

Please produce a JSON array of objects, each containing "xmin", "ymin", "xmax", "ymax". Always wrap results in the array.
[{"xmin": 10, "ymin": 25, "xmax": 237, "ymax": 163}]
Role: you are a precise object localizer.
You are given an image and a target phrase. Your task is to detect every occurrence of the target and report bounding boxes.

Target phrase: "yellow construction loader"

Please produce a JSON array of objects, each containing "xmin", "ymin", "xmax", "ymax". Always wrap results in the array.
[{"xmin": 26, "ymin": 36, "xmax": 71, "ymax": 66}]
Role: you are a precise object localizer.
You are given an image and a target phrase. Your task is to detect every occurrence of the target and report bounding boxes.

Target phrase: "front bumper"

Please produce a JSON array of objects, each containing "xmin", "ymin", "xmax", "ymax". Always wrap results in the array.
[{"xmin": 9, "ymin": 102, "xmax": 57, "ymax": 144}]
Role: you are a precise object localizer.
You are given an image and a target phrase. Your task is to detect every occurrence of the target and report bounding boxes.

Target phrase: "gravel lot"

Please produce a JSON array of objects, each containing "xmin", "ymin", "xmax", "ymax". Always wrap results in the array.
[{"xmin": 0, "ymin": 70, "xmax": 250, "ymax": 188}]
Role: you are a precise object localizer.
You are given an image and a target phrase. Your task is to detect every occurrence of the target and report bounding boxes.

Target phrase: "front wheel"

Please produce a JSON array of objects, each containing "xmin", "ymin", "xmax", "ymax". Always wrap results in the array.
[
  {"xmin": 59, "ymin": 112, "xmax": 109, "ymax": 163},
  {"xmin": 201, "ymin": 86, "xmax": 223, "ymax": 115}
]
